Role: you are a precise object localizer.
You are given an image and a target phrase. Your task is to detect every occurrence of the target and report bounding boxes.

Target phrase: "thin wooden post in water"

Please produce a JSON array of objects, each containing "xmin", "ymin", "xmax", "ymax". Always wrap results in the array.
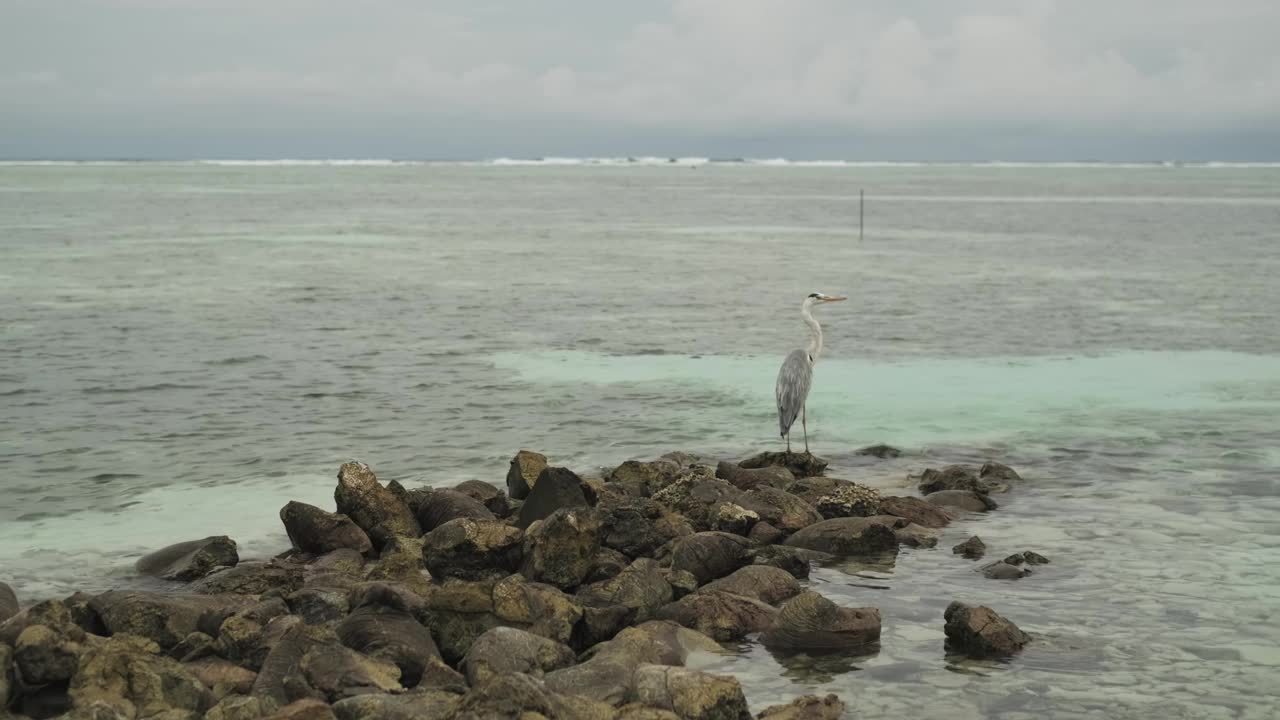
[{"xmin": 859, "ymin": 189, "xmax": 864, "ymax": 241}]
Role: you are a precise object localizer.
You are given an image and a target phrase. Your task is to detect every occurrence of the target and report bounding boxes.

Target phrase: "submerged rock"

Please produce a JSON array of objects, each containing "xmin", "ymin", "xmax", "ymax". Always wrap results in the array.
[
  {"xmin": 924, "ymin": 489, "xmax": 998, "ymax": 513},
  {"xmin": 855, "ymin": 444, "xmax": 901, "ymax": 459},
  {"xmin": 783, "ymin": 517, "xmax": 899, "ymax": 556},
  {"xmin": 761, "ymin": 591, "xmax": 881, "ymax": 651},
  {"xmin": 979, "ymin": 461, "xmax": 1022, "ymax": 489},
  {"xmin": 756, "ymin": 694, "xmax": 846, "ymax": 720},
  {"xmin": 1005, "ymin": 550, "xmax": 1050, "ymax": 565},
  {"xmin": 918, "ymin": 465, "xmax": 987, "ymax": 495},
  {"xmin": 633, "ymin": 664, "xmax": 750, "ymax": 720},
  {"xmin": 334, "ymin": 461, "xmax": 420, "ymax": 548},
  {"xmin": 420, "ymin": 518, "xmax": 523, "ymax": 581},
  {"xmin": 507, "ymin": 449, "xmax": 549, "ymax": 500},
  {"xmin": 877, "ymin": 496, "xmax": 952, "ymax": 528},
  {"xmin": 739, "ymin": 451, "xmax": 827, "ymax": 477},
  {"xmin": 979, "ymin": 561, "xmax": 1031, "ymax": 580},
  {"xmin": 952, "ymin": 536, "xmax": 986, "ymax": 559},
  {"xmin": 135, "ymin": 536, "xmax": 240, "ymax": 582},
  {"xmin": 517, "ymin": 466, "xmax": 591, "ymax": 529},
  {"xmin": 747, "ymin": 546, "xmax": 826, "ymax": 580},
  {"xmin": 280, "ymin": 502, "xmax": 372, "ymax": 556},
  {"xmin": 943, "ymin": 601, "xmax": 1030, "ymax": 657},
  {"xmin": 460, "ymin": 626, "xmax": 575, "ymax": 686}
]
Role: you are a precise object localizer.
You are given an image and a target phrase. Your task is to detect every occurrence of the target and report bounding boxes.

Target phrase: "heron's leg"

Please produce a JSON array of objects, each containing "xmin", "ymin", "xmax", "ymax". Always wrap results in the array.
[
  {"xmin": 785, "ymin": 432, "xmax": 791, "ymax": 453},
  {"xmin": 802, "ymin": 405, "xmax": 809, "ymax": 453}
]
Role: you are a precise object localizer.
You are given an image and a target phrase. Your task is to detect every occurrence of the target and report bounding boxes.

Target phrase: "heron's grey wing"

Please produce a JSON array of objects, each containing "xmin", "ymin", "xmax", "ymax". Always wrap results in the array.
[{"xmin": 775, "ymin": 349, "xmax": 813, "ymax": 437}]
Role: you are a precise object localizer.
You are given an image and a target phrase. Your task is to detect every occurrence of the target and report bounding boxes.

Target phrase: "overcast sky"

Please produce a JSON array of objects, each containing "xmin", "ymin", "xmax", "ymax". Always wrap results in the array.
[{"xmin": 2, "ymin": 0, "xmax": 1278, "ymax": 160}]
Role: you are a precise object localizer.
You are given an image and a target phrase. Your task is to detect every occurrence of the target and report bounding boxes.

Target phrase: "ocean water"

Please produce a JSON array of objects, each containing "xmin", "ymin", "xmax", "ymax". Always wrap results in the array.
[{"xmin": 2, "ymin": 162, "xmax": 1279, "ymax": 717}]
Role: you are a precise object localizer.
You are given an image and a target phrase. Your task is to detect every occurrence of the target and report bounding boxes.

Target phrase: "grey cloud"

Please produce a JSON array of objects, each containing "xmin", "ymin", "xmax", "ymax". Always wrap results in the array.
[{"xmin": 1, "ymin": 0, "xmax": 1278, "ymax": 158}]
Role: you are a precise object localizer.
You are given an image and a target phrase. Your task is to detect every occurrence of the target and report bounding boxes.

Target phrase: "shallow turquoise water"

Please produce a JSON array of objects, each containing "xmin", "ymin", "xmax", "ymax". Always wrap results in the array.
[{"xmin": 1, "ymin": 163, "xmax": 1279, "ymax": 717}]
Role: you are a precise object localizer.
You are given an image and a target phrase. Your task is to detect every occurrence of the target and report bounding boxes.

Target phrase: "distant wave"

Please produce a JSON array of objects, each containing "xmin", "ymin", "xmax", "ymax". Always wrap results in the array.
[{"xmin": 2, "ymin": 158, "xmax": 1279, "ymax": 168}]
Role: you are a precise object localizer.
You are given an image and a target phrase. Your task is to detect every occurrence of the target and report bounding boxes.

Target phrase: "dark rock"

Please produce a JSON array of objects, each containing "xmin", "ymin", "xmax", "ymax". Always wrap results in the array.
[
  {"xmin": 263, "ymin": 699, "xmax": 339, "ymax": 720},
  {"xmin": 420, "ymin": 518, "xmax": 523, "ymax": 581},
  {"xmin": 633, "ymin": 664, "xmax": 750, "ymax": 720},
  {"xmin": 577, "ymin": 558, "xmax": 674, "ymax": 623},
  {"xmin": 337, "ymin": 601, "xmax": 439, "ymax": 688},
  {"xmin": 184, "ymin": 656, "xmax": 257, "ymax": 697},
  {"xmin": 607, "ymin": 453, "xmax": 710, "ymax": 495},
  {"xmin": 584, "ymin": 546, "xmax": 631, "ymax": 583},
  {"xmin": 169, "ymin": 630, "xmax": 217, "ymax": 662},
  {"xmin": 89, "ymin": 591, "xmax": 252, "ymax": 651},
  {"xmin": 0, "ymin": 642, "xmax": 11, "ymax": 710},
  {"xmin": 419, "ymin": 579, "xmax": 502, "ymax": 665},
  {"xmin": 651, "ymin": 477, "xmax": 741, "ymax": 531},
  {"xmin": 18, "ymin": 683, "xmax": 73, "ymax": 719},
  {"xmin": 698, "ymin": 565, "xmax": 801, "ymax": 606},
  {"xmin": 334, "ymin": 461, "xmax": 421, "ymax": 548},
  {"xmin": 747, "ymin": 521, "xmax": 783, "ymax": 545},
  {"xmin": 135, "ymin": 536, "xmax": 240, "ymax": 582},
  {"xmin": 307, "ymin": 548, "xmax": 366, "ymax": 577},
  {"xmin": 206, "ymin": 694, "xmax": 280, "ymax": 720},
  {"xmin": 213, "ymin": 600, "xmax": 294, "ymax": 671},
  {"xmin": 878, "ymin": 496, "xmax": 952, "ymax": 528},
  {"xmin": 347, "ymin": 582, "xmax": 428, "ymax": 619},
  {"xmin": 507, "ymin": 449, "xmax": 549, "ymax": 500},
  {"xmin": 756, "ymin": 694, "xmax": 846, "ymax": 719},
  {"xmin": 1005, "ymin": 550, "xmax": 1050, "ymax": 565},
  {"xmin": 280, "ymin": 502, "xmax": 373, "ymax": 556},
  {"xmin": 190, "ymin": 560, "xmax": 307, "ymax": 596},
  {"xmin": 64, "ymin": 591, "xmax": 108, "ymax": 636},
  {"xmin": 943, "ymin": 601, "xmax": 1030, "ymax": 656},
  {"xmin": 714, "ymin": 461, "xmax": 794, "ymax": 491},
  {"xmin": 294, "ymin": 644, "xmax": 402, "ymax": 702},
  {"xmin": 572, "ymin": 604, "xmax": 636, "ymax": 651},
  {"xmin": 69, "ymin": 633, "xmax": 213, "ymax": 720},
  {"xmin": 856, "ymin": 444, "xmax": 901, "ymax": 459},
  {"xmin": 918, "ymin": 465, "xmax": 985, "ymax": 495},
  {"xmin": 747, "ymin": 546, "xmax": 827, "ymax": 580},
  {"xmin": 654, "ymin": 590, "xmax": 778, "ymax": 641},
  {"xmin": 491, "ymin": 574, "xmax": 583, "ymax": 646},
  {"xmin": 251, "ymin": 621, "xmax": 333, "ymax": 706},
  {"xmin": 979, "ymin": 461, "xmax": 1022, "ymax": 490},
  {"xmin": 521, "ymin": 507, "xmax": 603, "ymax": 590},
  {"xmin": 813, "ymin": 483, "xmax": 882, "ymax": 519},
  {"xmin": 893, "ymin": 522, "xmax": 939, "ymax": 548},
  {"xmin": 783, "ymin": 476, "xmax": 851, "ymax": 506},
  {"xmin": 14, "ymin": 622, "xmax": 85, "ymax": 685},
  {"xmin": 414, "ymin": 488, "xmax": 495, "ymax": 533},
  {"xmin": 332, "ymin": 690, "xmax": 461, "ymax": 720},
  {"xmin": 739, "ymin": 451, "xmax": 827, "ymax": 477},
  {"xmin": 710, "ymin": 502, "xmax": 759, "ymax": 535},
  {"xmin": 450, "ymin": 671, "xmax": 616, "ymax": 720},
  {"xmin": 761, "ymin": 591, "xmax": 881, "ymax": 651},
  {"xmin": 952, "ymin": 536, "xmax": 986, "ymax": 559},
  {"xmin": 598, "ymin": 496, "xmax": 693, "ymax": 558},
  {"xmin": 460, "ymin": 626, "xmax": 575, "ymax": 686},
  {"xmin": 669, "ymin": 532, "xmax": 752, "ymax": 585},
  {"xmin": 665, "ymin": 569, "xmax": 699, "ymax": 599},
  {"xmin": 517, "ymin": 466, "xmax": 590, "ymax": 529},
  {"xmin": 924, "ymin": 489, "xmax": 998, "ymax": 512},
  {"xmin": 979, "ymin": 561, "xmax": 1030, "ymax": 580},
  {"xmin": 454, "ymin": 479, "xmax": 512, "ymax": 517},
  {"xmin": 363, "ymin": 536, "xmax": 431, "ymax": 597},
  {"xmin": 783, "ymin": 517, "xmax": 900, "ymax": 556},
  {"xmin": 544, "ymin": 620, "xmax": 722, "ymax": 706},
  {"xmin": 742, "ymin": 487, "xmax": 823, "ymax": 534}
]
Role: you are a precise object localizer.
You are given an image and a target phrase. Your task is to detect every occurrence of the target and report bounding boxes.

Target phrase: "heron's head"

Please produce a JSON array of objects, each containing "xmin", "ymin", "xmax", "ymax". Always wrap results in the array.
[{"xmin": 805, "ymin": 292, "xmax": 847, "ymax": 307}]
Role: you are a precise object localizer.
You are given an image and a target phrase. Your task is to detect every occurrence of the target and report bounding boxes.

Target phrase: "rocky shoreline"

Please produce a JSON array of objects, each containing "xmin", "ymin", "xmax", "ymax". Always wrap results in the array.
[{"xmin": 0, "ymin": 448, "xmax": 1042, "ymax": 720}]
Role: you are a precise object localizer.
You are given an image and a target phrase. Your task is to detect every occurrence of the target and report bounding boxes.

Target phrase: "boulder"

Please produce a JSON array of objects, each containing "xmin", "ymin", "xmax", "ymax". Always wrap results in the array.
[
  {"xmin": 449, "ymin": 671, "xmax": 617, "ymax": 720},
  {"xmin": 654, "ymin": 590, "xmax": 778, "ymax": 641},
  {"xmin": 741, "ymin": 487, "xmax": 823, "ymax": 534},
  {"xmin": 280, "ymin": 502, "xmax": 372, "ymax": 556},
  {"xmin": 665, "ymin": 569, "xmax": 699, "ymax": 600},
  {"xmin": 651, "ymin": 477, "xmax": 742, "ymax": 531},
  {"xmin": 783, "ymin": 517, "xmax": 899, "ymax": 556},
  {"xmin": 632, "ymin": 664, "xmax": 750, "ymax": 720},
  {"xmin": 334, "ymin": 461, "xmax": 420, "ymax": 547},
  {"xmin": 135, "ymin": 536, "xmax": 240, "ymax": 582},
  {"xmin": 747, "ymin": 521, "xmax": 783, "ymax": 545},
  {"xmin": 190, "ymin": 560, "xmax": 307, "ymax": 596},
  {"xmin": 1, "ymin": 581, "xmax": 19, "ymax": 624},
  {"xmin": 491, "ymin": 574, "xmax": 583, "ymax": 646},
  {"xmin": 0, "ymin": 643, "xmax": 11, "ymax": 709},
  {"xmin": 263, "ymin": 699, "xmax": 338, "ymax": 720},
  {"xmin": 213, "ymin": 600, "xmax": 295, "ymax": 671},
  {"xmin": 420, "ymin": 518, "xmax": 523, "ymax": 581},
  {"xmin": 782, "ymin": 476, "xmax": 850, "ymax": 506},
  {"xmin": 250, "ymin": 622, "xmax": 334, "ymax": 707},
  {"xmin": 761, "ymin": 591, "xmax": 881, "ymax": 651},
  {"xmin": 584, "ymin": 546, "xmax": 631, "ymax": 584},
  {"xmin": 507, "ymin": 449, "xmax": 549, "ymax": 500},
  {"xmin": 813, "ymin": 484, "xmax": 881, "ymax": 519},
  {"xmin": 978, "ymin": 561, "xmax": 1030, "ymax": 580},
  {"xmin": 697, "ymin": 566, "xmax": 801, "ymax": 606},
  {"xmin": 747, "ymin": 546, "xmax": 825, "ymax": 580},
  {"xmin": 206, "ymin": 694, "xmax": 279, "ymax": 720},
  {"xmin": 756, "ymin": 694, "xmax": 846, "ymax": 720},
  {"xmin": 924, "ymin": 490, "xmax": 997, "ymax": 513},
  {"xmin": 294, "ymin": 644, "xmax": 402, "ymax": 703},
  {"xmin": 577, "ymin": 559, "xmax": 674, "ymax": 623},
  {"xmin": 517, "ymin": 467, "xmax": 591, "ymax": 529},
  {"xmin": 521, "ymin": 507, "xmax": 603, "ymax": 590},
  {"xmin": 460, "ymin": 626, "xmax": 575, "ymax": 686},
  {"xmin": 877, "ymin": 496, "xmax": 952, "ymax": 528},
  {"xmin": 336, "ymin": 601, "xmax": 439, "ymax": 688},
  {"xmin": 598, "ymin": 496, "xmax": 693, "ymax": 559},
  {"xmin": 545, "ymin": 621, "xmax": 722, "ymax": 706},
  {"xmin": 892, "ymin": 523, "xmax": 939, "ymax": 548},
  {"xmin": 332, "ymin": 691, "xmax": 461, "ymax": 720},
  {"xmin": 1006, "ymin": 550, "xmax": 1050, "ymax": 565},
  {"xmin": 168, "ymin": 630, "xmax": 216, "ymax": 662},
  {"xmin": 418, "ymin": 579, "xmax": 503, "ymax": 666},
  {"xmin": 307, "ymin": 548, "xmax": 366, "ymax": 577},
  {"xmin": 69, "ymin": 633, "xmax": 213, "ymax": 720},
  {"xmin": 14, "ymin": 622, "xmax": 87, "ymax": 686},
  {"xmin": 572, "ymin": 604, "xmax": 636, "ymax": 650},
  {"xmin": 714, "ymin": 461, "xmax": 794, "ymax": 491},
  {"xmin": 89, "ymin": 591, "xmax": 252, "ymax": 651},
  {"xmin": 669, "ymin": 532, "xmax": 752, "ymax": 585},
  {"xmin": 917, "ymin": 465, "xmax": 990, "ymax": 495},
  {"xmin": 943, "ymin": 601, "xmax": 1030, "ymax": 657},
  {"xmin": 952, "ymin": 536, "xmax": 986, "ymax": 559},
  {"xmin": 453, "ymin": 479, "xmax": 512, "ymax": 517},
  {"xmin": 710, "ymin": 502, "xmax": 759, "ymax": 535},
  {"xmin": 738, "ymin": 451, "xmax": 827, "ymax": 477},
  {"xmin": 183, "ymin": 657, "xmax": 257, "ymax": 697},
  {"xmin": 362, "ymin": 536, "xmax": 431, "ymax": 597},
  {"xmin": 979, "ymin": 461, "xmax": 1022, "ymax": 490},
  {"xmin": 414, "ymin": 488, "xmax": 495, "ymax": 533},
  {"xmin": 856, "ymin": 444, "xmax": 901, "ymax": 459}
]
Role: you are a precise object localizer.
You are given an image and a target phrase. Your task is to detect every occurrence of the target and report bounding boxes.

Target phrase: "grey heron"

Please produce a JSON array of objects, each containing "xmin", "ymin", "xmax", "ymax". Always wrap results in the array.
[{"xmin": 776, "ymin": 292, "xmax": 846, "ymax": 453}]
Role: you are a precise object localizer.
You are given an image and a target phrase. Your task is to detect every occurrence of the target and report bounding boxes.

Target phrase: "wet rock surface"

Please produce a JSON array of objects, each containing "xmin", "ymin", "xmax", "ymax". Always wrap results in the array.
[
  {"xmin": 924, "ymin": 489, "xmax": 998, "ymax": 512},
  {"xmin": 135, "ymin": 535, "xmax": 241, "ymax": 582},
  {"xmin": 943, "ymin": 601, "xmax": 1031, "ymax": 657},
  {"xmin": 334, "ymin": 461, "xmax": 420, "ymax": 548},
  {"xmin": 756, "ymin": 694, "xmax": 846, "ymax": 720},
  {"xmin": 280, "ymin": 503, "xmax": 372, "ymax": 556},
  {"xmin": 761, "ymin": 591, "xmax": 881, "ymax": 651},
  {"xmin": 952, "ymin": 535, "xmax": 986, "ymax": 559},
  {"xmin": 738, "ymin": 451, "xmax": 828, "ymax": 477},
  {"xmin": 507, "ymin": 449, "xmax": 549, "ymax": 500},
  {"xmin": 783, "ymin": 517, "xmax": 900, "ymax": 556}
]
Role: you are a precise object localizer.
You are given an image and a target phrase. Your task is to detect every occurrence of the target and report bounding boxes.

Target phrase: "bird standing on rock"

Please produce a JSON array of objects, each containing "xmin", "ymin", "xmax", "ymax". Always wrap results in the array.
[{"xmin": 775, "ymin": 292, "xmax": 846, "ymax": 454}]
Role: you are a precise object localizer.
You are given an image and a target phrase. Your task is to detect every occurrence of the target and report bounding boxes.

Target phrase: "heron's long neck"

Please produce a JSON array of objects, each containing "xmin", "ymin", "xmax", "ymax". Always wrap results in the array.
[{"xmin": 802, "ymin": 304, "xmax": 823, "ymax": 360}]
